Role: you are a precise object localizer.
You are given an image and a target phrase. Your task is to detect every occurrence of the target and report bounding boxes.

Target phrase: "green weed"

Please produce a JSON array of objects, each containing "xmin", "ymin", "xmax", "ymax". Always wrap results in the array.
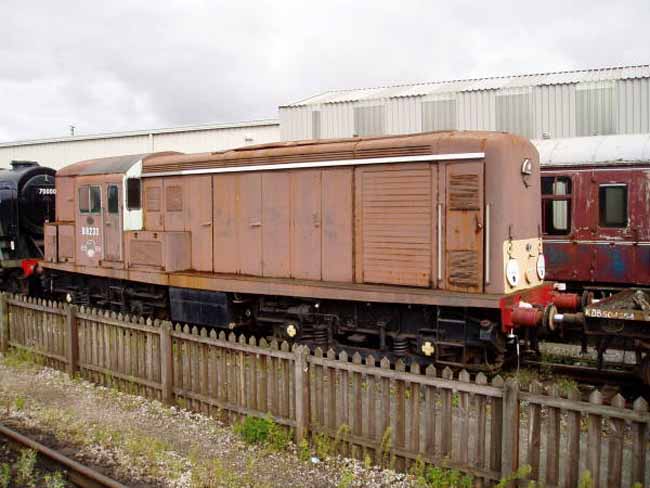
[
  {"xmin": 378, "ymin": 426, "xmax": 395, "ymax": 469},
  {"xmin": 313, "ymin": 432, "xmax": 333, "ymax": 459},
  {"xmin": 578, "ymin": 470, "xmax": 593, "ymax": 488},
  {"xmin": 297, "ymin": 438, "xmax": 311, "ymax": 462},
  {"xmin": 495, "ymin": 464, "xmax": 532, "ymax": 488},
  {"xmin": 419, "ymin": 465, "xmax": 473, "ymax": 488},
  {"xmin": 0, "ymin": 464, "xmax": 10, "ymax": 488},
  {"xmin": 15, "ymin": 449, "xmax": 37, "ymax": 488},
  {"xmin": 337, "ymin": 469, "xmax": 355, "ymax": 488},
  {"xmin": 451, "ymin": 393, "xmax": 460, "ymax": 408},
  {"xmin": 2, "ymin": 348, "xmax": 40, "ymax": 369},
  {"xmin": 555, "ymin": 376, "xmax": 578, "ymax": 396},
  {"xmin": 333, "ymin": 423, "xmax": 350, "ymax": 454},
  {"xmin": 505, "ymin": 368, "xmax": 539, "ymax": 388},
  {"xmin": 44, "ymin": 471, "xmax": 66, "ymax": 488},
  {"xmin": 234, "ymin": 415, "xmax": 291, "ymax": 450},
  {"xmin": 13, "ymin": 395, "xmax": 25, "ymax": 411}
]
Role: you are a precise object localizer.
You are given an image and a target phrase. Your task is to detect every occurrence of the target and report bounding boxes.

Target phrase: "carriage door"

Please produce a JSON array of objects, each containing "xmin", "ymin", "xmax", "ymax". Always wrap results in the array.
[
  {"xmin": 103, "ymin": 184, "xmax": 122, "ymax": 263},
  {"xmin": 444, "ymin": 161, "xmax": 484, "ymax": 292}
]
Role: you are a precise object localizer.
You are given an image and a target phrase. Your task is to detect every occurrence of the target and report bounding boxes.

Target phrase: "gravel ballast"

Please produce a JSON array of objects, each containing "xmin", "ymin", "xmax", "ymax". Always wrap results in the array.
[{"xmin": 0, "ymin": 354, "xmax": 418, "ymax": 487}]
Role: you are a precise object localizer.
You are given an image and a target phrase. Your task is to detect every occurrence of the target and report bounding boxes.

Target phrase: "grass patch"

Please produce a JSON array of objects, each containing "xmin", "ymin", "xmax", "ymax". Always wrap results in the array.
[
  {"xmin": 44, "ymin": 471, "xmax": 66, "ymax": 488},
  {"xmin": 234, "ymin": 415, "xmax": 291, "ymax": 451},
  {"xmin": 1, "ymin": 348, "xmax": 41, "ymax": 369},
  {"xmin": 0, "ymin": 449, "xmax": 67, "ymax": 488},
  {"xmin": 412, "ymin": 462, "xmax": 473, "ymax": 488},
  {"xmin": 337, "ymin": 468, "xmax": 355, "ymax": 488},
  {"xmin": 13, "ymin": 395, "xmax": 26, "ymax": 411},
  {"xmin": 313, "ymin": 432, "xmax": 333, "ymax": 460},
  {"xmin": 505, "ymin": 368, "xmax": 540, "ymax": 388},
  {"xmin": 0, "ymin": 464, "xmax": 10, "ymax": 488},
  {"xmin": 15, "ymin": 449, "xmax": 37, "ymax": 488}
]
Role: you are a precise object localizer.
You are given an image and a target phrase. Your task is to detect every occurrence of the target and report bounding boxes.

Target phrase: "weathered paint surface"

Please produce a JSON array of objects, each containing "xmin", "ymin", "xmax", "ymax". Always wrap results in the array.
[
  {"xmin": 45, "ymin": 131, "xmax": 545, "ymax": 307},
  {"xmin": 543, "ymin": 167, "xmax": 650, "ymax": 286}
]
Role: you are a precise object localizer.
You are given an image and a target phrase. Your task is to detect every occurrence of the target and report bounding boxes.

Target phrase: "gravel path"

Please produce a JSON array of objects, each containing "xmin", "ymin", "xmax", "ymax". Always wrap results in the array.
[{"xmin": 0, "ymin": 354, "xmax": 416, "ymax": 488}]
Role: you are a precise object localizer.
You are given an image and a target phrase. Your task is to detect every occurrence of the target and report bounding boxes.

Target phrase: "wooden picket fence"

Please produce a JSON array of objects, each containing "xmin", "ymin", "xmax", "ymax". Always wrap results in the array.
[{"xmin": 0, "ymin": 292, "xmax": 648, "ymax": 488}]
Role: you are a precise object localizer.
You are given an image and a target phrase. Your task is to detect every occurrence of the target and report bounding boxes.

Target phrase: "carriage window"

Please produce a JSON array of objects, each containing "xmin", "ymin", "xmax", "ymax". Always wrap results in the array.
[
  {"xmin": 126, "ymin": 178, "xmax": 141, "ymax": 210},
  {"xmin": 79, "ymin": 186, "xmax": 90, "ymax": 213},
  {"xmin": 541, "ymin": 176, "xmax": 572, "ymax": 235},
  {"xmin": 89, "ymin": 186, "xmax": 101, "ymax": 213},
  {"xmin": 599, "ymin": 184, "xmax": 627, "ymax": 228},
  {"xmin": 107, "ymin": 185, "xmax": 119, "ymax": 214}
]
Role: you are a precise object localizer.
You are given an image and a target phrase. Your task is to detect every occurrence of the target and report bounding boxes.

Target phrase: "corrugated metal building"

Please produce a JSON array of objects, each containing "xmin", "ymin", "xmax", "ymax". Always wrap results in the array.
[
  {"xmin": 280, "ymin": 65, "xmax": 650, "ymax": 141},
  {"xmin": 0, "ymin": 119, "xmax": 280, "ymax": 170}
]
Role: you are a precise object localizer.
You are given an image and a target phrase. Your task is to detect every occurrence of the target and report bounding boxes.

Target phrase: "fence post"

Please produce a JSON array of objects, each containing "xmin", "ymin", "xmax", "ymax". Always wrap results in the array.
[
  {"xmin": 0, "ymin": 293, "xmax": 8, "ymax": 353},
  {"xmin": 64, "ymin": 304, "xmax": 79, "ymax": 376},
  {"xmin": 501, "ymin": 378, "xmax": 520, "ymax": 482},
  {"xmin": 160, "ymin": 321, "xmax": 174, "ymax": 405},
  {"xmin": 294, "ymin": 345, "xmax": 310, "ymax": 443}
]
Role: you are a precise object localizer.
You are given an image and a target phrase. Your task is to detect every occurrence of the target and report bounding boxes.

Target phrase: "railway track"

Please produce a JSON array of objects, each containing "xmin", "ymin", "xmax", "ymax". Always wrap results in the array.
[
  {"xmin": 521, "ymin": 359, "xmax": 641, "ymax": 388},
  {"xmin": 0, "ymin": 423, "xmax": 128, "ymax": 488}
]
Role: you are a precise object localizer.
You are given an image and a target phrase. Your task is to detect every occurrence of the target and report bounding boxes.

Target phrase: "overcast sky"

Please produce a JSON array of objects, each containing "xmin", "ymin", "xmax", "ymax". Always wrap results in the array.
[{"xmin": 1, "ymin": 0, "xmax": 648, "ymax": 142}]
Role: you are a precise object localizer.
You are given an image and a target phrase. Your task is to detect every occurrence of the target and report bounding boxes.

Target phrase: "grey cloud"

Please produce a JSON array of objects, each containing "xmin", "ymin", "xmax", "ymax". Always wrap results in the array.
[{"xmin": 1, "ymin": 0, "xmax": 649, "ymax": 141}]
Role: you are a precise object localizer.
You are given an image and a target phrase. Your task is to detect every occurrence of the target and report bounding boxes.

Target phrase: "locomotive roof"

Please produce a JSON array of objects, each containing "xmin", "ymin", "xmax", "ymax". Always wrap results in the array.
[
  {"xmin": 535, "ymin": 133, "xmax": 650, "ymax": 168},
  {"xmin": 0, "ymin": 161, "xmax": 55, "ymax": 188},
  {"xmin": 57, "ymin": 152, "xmax": 181, "ymax": 177},
  {"xmin": 140, "ymin": 131, "xmax": 529, "ymax": 177}
]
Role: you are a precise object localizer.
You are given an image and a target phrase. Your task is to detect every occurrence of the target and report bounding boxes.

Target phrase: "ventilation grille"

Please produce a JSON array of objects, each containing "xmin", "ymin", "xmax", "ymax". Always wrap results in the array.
[
  {"xmin": 143, "ymin": 145, "xmax": 435, "ymax": 174},
  {"xmin": 166, "ymin": 186, "xmax": 183, "ymax": 212},
  {"xmin": 130, "ymin": 241, "xmax": 162, "ymax": 267},
  {"xmin": 449, "ymin": 174, "xmax": 480, "ymax": 210},
  {"xmin": 361, "ymin": 167, "xmax": 431, "ymax": 287},
  {"xmin": 355, "ymin": 145, "xmax": 432, "ymax": 159},
  {"xmin": 447, "ymin": 250, "xmax": 479, "ymax": 287},
  {"xmin": 145, "ymin": 187, "xmax": 161, "ymax": 212}
]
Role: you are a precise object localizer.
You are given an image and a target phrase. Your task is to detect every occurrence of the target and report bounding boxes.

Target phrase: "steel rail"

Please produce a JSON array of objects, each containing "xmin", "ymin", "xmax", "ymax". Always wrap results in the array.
[{"xmin": 0, "ymin": 423, "xmax": 128, "ymax": 488}]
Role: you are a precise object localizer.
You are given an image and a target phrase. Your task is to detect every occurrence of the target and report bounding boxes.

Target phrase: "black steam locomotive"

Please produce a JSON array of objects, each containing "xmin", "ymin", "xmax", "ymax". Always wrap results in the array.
[{"xmin": 0, "ymin": 161, "xmax": 56, "ymax": 291}]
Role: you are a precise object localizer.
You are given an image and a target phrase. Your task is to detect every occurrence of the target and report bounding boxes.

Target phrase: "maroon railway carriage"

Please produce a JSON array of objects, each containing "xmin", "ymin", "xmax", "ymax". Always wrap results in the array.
[
  {"xmin": 42, "ymin": 131, "xmax": 554, "ymax": 371},
  {"xmin": 536, "ymin": 134, "xmax": 650, "ymax": 381},
  {"xmin": 537, "ymin": 133, "xmax": 650, "ymax": 293}
]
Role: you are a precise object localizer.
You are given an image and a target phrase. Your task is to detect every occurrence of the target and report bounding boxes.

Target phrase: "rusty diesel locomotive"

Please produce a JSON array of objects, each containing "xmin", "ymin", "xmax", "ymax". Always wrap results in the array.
[{"xmin": 42, "ymin": 131, "xmax": 554, "ymax": 370}]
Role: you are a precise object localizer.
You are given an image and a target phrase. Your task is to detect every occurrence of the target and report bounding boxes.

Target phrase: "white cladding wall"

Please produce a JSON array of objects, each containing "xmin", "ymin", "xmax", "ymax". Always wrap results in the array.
[
  {"xmin": 280, "ymin": 78, "xmax": 650, "ymax": 141},
  {"xmin": 0, "ymin": 121, "xmax": 280, "ymax": 170}
]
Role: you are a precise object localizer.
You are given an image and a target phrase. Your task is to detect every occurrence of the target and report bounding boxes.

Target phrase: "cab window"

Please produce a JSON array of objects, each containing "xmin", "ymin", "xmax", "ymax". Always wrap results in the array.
[
  {"xmin": 89, "ymin": 186, "xmax": 101, "ymax": 213},
  {"xmin": 79, "ymin": 186, "xmax": 90, "ymax": 213},
  {"xmin": 108, "ymin": 185, "xmax": 119, "ymax": 214},
  {"xmin": 79, "ymin": 185, "xmax": 101, "ymax": 214},
  {"xmin": 542, "ymin": 176, "xmax": 571, "ymax": 235},
  {"xmin": 599, "ymin": 184, "xmax": 627, "ymax": 228},
  {"xmin": 126, "ymin": 178, "xmax": 141, "ymax": 210}
]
